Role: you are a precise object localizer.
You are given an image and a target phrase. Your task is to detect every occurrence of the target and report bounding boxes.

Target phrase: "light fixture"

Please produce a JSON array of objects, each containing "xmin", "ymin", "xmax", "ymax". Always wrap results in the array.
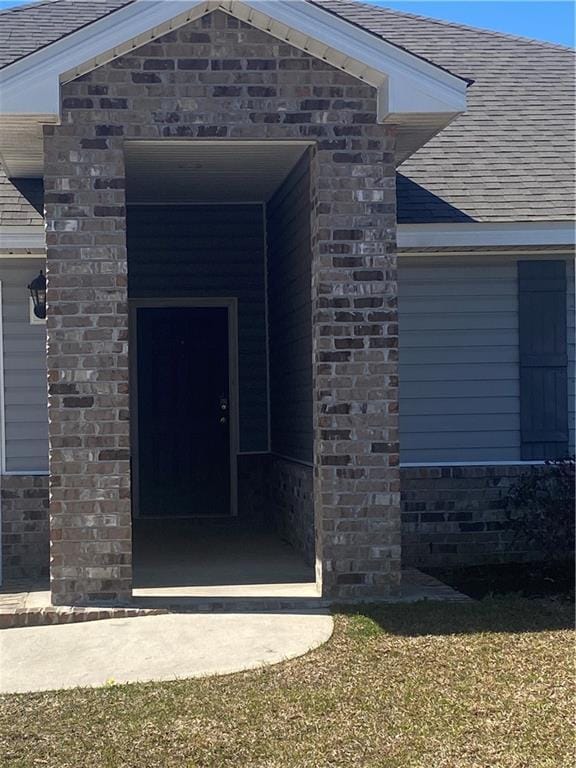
[{"xmin": 28, "ymin": 269, "xmax": 47, "ymax": 320}]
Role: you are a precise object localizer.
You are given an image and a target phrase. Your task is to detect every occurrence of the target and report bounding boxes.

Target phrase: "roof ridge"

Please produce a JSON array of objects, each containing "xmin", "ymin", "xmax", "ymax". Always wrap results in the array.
[{"xmin": 352, "ymin": 0, "xmax": 574, "ymax": 53}]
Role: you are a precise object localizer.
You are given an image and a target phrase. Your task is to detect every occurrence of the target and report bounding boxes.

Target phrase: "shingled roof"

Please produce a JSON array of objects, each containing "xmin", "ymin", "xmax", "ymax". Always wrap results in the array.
[
  {"xmin": 0, "ymin": 0, "xmax": 134, "ymax": 69},
  {"xmin": 0, "ymin": 0, "xmax": 574, "ymax": 225},
  {"xmin": 313, "ymin": 0, "xmax": 575, "ymax": 223}
]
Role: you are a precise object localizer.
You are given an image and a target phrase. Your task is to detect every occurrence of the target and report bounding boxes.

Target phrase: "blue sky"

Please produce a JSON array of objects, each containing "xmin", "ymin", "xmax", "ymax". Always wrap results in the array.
[
  {"xmin": 0, "ymin": 0, "xmax": 573, "ymax": 47},
  {"xmin": 373, "ymin": 1, "xmax": 574, "ymax": 46}
]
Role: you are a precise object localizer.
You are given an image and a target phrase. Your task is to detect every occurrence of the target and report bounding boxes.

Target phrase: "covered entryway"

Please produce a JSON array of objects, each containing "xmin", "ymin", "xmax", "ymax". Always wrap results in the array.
[
  {"xmin": 126, "ymin": 141, "xmax": 317, "ymax": 600},
  {"xmin": 38, "ymin": 4, "xmax": 417, "ymax": 605}
]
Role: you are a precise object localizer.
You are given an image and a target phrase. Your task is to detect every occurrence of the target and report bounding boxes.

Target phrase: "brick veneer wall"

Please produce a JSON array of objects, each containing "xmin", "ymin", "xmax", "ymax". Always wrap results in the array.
[
  {"xmin": 43, "ymin": 10, "xmax": 400, "ymax": 604},
  {"xmin": 0, "ymin": 465, "xmax": 559, "ymax": 585},
  {"xmin": 266, "ymin": 463, "xmax": 550, "ymax": 573},
  {"xmin": 401, "ymin": 465, "xmax": 551, "ymax": 567},
  {"xmin": 268, "ymin": 456, "xmax": 315, "ymax": 567},
  {"xmin": 1, "ymin": 475, "xmax": 49, "ymax": 581}
]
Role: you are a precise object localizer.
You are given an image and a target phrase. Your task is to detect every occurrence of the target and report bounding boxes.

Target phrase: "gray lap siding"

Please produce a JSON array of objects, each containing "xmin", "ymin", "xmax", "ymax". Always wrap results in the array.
[
  {"xmin": 267, "ymin": 151, "xmax": 313, "ymax": 465},
  {"xmin": 398, "ymin": 253, "xmax": 575, "ymax": 464},
  {"xmin": 0, "ymin": 258, "xmax": 48, "ymax": 473}
]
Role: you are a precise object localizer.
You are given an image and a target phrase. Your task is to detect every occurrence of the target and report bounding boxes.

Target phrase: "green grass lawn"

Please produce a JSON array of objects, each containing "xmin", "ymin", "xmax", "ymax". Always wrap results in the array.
[{"xmin": 0, "ymin": 597, "xmax": 572, "ymax": 768}]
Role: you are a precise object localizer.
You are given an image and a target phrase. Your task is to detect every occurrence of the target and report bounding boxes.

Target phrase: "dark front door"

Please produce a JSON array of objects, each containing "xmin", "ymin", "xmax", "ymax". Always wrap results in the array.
[{"xmin": 136, "ymin": 306, "xmax": 232, "ymax": 517}]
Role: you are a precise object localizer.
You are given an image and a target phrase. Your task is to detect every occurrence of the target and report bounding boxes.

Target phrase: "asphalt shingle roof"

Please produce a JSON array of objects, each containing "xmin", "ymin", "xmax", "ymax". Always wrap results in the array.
[
  {"xmin": 0, "ymin": 0, "xmax": 134, "ymax": 69},
  {"xmin": 313, "ymin": 0, "xmax": 575, "ymax": 223},
  {"xmin": 0, "ymin": 0, "xmax": 573, "ymax": 225}
]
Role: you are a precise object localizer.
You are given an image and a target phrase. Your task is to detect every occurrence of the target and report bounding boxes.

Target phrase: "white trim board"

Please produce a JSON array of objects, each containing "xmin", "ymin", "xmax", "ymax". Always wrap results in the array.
[
  {"xmin": 1, "ymin": 471, "xmax": 49, "ymax": 476},
  {"xmin": 399, "ymin": 250, "xmax": 575, "ymax": 260},
  {"xmin": 0, "ymin": 0, "xmax": 467, "ymax": 176},
  {"xmin": 400, "ymin": 461, "xmax": 547, "ymax": 468},
  {"xmin": 0, "ymin": 227, "xmax": 46, "ymax": 254},
  {"xmin": 398, "ymin": 221, "xmax": 576, "ymax": 249}
]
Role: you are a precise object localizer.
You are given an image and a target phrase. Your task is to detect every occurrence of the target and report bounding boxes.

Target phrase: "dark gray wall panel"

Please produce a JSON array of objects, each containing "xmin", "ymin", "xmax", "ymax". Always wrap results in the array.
[
  {"xmin": 518, "ymin": 260, "xmax": 568, "ymax": 460},
  {"xmin": 127, "ymin": 204, "xmax": 268, "ymax": 453},
  {"xmin": 266, "ymin": 152, "xmax": 313, "ymax": 464}
]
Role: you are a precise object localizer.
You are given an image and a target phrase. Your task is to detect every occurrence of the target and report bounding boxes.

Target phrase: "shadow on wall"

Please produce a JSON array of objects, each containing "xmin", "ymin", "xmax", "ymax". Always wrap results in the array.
[
  {"xmin": 9, "ymin": 174, "xmax": 476, "ymax": 224},
  {"xmin": 8, "ymin": 174, "xmax": 476, "ymax": 224},
  {"xmin": 396, "ymin": 174, "xmax": 475, "ymax": 223},
  {"xmin": 9, "ymin": 177, "xmax": 44, "ymax": 215},
  {"xmin": 340, "ymin": 597, "xmax": 574, "ymax": 637}
]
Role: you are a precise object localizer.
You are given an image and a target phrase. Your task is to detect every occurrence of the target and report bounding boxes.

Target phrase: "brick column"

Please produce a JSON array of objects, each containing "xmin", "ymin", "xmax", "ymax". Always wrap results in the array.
[
  {"xmin": 44, "ymin": 127, "xmax": 131, "ymax": 605},
  {"xmin": 311, "ymin": 138, "xmax": 401, "ymax": 600}
]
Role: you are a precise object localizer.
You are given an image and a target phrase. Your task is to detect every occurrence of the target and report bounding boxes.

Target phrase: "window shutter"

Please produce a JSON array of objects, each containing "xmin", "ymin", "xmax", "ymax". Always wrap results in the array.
[{"xmin": 518, "ymin": 260, "xmax": 569, "ymax": 460}]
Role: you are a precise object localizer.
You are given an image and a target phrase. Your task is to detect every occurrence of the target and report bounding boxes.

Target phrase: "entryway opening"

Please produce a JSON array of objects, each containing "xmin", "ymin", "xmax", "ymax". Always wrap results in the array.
[{"xmin": 125, "ymin": 141, "xmax": 318, "ymax": 601}]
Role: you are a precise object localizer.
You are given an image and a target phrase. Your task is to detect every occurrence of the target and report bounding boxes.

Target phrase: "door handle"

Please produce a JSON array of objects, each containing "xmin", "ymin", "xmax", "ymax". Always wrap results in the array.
[{"xmin": 219, "ymin": 396, "xmax": 229, "ymax": 425}]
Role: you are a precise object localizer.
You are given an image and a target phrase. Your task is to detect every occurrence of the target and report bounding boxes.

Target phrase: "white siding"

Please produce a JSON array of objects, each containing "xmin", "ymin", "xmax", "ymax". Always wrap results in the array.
[{"xmin": 0, "ymin": 258, "xmax": 48, "ymax": 472}]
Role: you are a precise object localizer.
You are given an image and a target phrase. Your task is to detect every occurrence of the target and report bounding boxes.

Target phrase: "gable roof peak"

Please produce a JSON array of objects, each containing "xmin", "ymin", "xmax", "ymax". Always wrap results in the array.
[{"xmin": 0, "ymin": 0, "xmax": 468, "ymax": 177}]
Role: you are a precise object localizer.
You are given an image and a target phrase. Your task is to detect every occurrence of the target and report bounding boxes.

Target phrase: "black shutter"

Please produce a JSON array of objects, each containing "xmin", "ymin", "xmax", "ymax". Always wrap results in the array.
[{"xmin": 518, "ymin": 260, "xmax": 569, "ymax": 460}]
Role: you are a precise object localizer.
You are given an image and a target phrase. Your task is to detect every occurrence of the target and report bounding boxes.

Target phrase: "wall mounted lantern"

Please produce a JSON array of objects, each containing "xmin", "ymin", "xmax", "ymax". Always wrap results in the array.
[{"xmin": 28, "ymin": 269, "xmax": 47, "ymax": 320}]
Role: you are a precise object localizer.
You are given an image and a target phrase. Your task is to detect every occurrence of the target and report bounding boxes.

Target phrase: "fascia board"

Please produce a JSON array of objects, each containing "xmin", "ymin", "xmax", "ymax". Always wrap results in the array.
[{"xmin": 386, "ymin": 73, "xmax": 466, "ymax": 115}]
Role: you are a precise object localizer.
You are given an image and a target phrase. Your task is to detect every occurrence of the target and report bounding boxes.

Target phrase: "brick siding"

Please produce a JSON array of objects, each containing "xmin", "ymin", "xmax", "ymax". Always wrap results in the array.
[
  {"xmin": 268, "ymin": 456, "xmax": 315, "ymax": 567},
  {"xmin": 2, "ymin": 465, "xmax": 560, "ymax": 588},
  {"xmin": 43, "ymin": 9, "xmax": 400, "ymax": 603},
  {"xmin": 1, "ymin": 475, "xmax": 49, "ymax": 581},
  {"xmin": 401, "ymin": 465, "xmax": 551, "ymax": 567}
]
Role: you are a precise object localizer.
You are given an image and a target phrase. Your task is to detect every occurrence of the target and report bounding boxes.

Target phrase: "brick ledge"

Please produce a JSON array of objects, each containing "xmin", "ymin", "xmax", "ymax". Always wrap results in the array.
[{"xmin": 0, "ymin": 606, "xmax": 168, "ymax": 630}]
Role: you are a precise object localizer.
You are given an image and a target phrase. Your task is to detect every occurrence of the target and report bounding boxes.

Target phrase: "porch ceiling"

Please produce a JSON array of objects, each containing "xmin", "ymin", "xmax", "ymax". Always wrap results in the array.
[{"xmin": 125, "ymin": 141, "xmax": 310, "ymax": 204}]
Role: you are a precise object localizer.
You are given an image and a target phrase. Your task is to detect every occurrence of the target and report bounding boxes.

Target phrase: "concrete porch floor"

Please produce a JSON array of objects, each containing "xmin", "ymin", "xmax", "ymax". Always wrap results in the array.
[{"xmin": 132, "ymin": 519, "xmax": 319, "ymax": 601}]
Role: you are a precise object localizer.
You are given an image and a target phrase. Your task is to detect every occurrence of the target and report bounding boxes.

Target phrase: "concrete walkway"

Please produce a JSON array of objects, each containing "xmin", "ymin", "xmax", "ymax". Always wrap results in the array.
[{"xmin": 0, "ymin": 610, "xmax": 333, "ymax": 694}]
